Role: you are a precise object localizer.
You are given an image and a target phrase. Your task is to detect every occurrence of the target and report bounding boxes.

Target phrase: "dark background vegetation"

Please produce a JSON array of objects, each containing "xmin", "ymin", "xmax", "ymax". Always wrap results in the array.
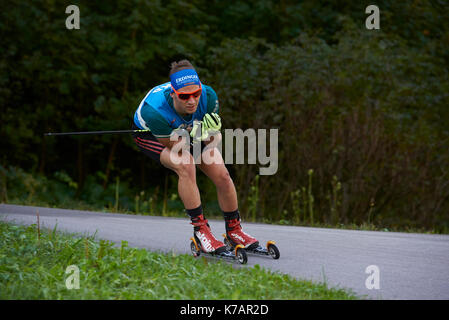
[{"xmin": 1, "ymin": 0, "xmax": 448, "ymax": 232}]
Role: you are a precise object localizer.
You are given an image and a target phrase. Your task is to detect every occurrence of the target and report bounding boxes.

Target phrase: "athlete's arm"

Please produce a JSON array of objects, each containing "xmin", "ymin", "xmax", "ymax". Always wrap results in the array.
[
  {"xmin": 157, "ymin": 133, "xmax": 186, "ymax": 151},
  {"xmin": 203, "ymin": 87, "xmax": 221, "ymax": 147},
  {"xmin": 139, "ymin": 103, "xmax": 180, "ymax": 150}
]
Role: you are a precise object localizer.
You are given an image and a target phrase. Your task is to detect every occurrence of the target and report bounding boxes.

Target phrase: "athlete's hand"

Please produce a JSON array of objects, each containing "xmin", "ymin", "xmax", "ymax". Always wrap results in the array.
[
  {"xmin": 190, "ymin": 120, "xmax": 207, "ymax": 142},
  {"xmin": 190, "ymin": 114, "xmax": 221, "ymax": 143},
  {"xmin": 203, "ymin": 113, "xmax": 221, "ymax": 133}
]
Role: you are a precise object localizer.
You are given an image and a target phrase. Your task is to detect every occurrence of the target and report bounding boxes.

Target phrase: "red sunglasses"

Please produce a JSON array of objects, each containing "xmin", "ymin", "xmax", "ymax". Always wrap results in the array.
[{"xmin": 171, "ymin": 84, "xmax": 202, "ymax": 100}]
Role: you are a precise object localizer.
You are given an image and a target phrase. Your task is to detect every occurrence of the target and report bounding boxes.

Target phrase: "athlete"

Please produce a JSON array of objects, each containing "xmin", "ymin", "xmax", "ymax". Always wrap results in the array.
[{"xmin": 132, "ymin": 60, "xmax": 258, "ymax": 254}]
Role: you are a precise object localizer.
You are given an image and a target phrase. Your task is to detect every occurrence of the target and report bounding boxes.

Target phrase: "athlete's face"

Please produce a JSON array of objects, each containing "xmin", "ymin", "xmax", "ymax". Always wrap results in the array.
[{"xmin": 171, "ymin": 84, "xmax": 201, "ymax": 115}]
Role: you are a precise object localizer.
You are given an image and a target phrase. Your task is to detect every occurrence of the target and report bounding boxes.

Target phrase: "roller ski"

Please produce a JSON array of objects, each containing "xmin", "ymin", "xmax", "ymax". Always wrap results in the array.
[
  {"xmin": 189, "ymin": 214, "xmax": 247, "ymax": 264},
  {"xmin": 222, "ymin": 217, "xmax": 280, "ymax": 260}
]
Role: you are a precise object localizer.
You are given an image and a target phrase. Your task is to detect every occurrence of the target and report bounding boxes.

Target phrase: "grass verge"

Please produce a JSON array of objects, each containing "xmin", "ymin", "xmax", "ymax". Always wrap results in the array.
[
  {"xmin": 0, "ymin": 221, "xmax": 358, "ymax": 300},
  {"xmin": 4, "ymin": 199, "xmax": 442, "ymax": 234}
]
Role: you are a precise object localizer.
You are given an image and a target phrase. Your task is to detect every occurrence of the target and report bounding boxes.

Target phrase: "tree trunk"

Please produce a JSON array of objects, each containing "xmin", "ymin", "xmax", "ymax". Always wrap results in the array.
[
  {"xmin": 76, "ymin": 140, "xmax": 84, "ymax": 198},
  {"xmin": 103, "ymin": 137, "xmax": 119, "ymax": 189},
  {"xmin": 38, "ymin": 136, "xmax": 46, "ymax": 174}
]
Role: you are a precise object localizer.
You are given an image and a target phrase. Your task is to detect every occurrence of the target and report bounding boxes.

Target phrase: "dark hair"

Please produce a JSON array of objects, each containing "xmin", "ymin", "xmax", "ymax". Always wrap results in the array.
[{"xmin": 169, "ymin": 59, "xmax": 195, "ymax": 76}]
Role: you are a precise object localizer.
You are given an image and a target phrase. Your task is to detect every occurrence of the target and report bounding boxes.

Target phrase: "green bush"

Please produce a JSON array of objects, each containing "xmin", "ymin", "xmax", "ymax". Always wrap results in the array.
[{"xmin": 208, "ymin": 24, "xmax": 449, "ymax": 232}]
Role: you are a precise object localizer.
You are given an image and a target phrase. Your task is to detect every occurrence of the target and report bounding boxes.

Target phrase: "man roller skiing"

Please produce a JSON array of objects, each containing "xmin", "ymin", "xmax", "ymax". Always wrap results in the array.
[{"xmin": 132, "ymin": 59, "xmax": 258, "ymax": 255}]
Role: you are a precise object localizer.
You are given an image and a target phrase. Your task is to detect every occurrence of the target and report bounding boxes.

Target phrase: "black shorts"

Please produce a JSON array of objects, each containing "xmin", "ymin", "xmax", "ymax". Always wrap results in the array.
[
  {"xmin": 132, "ymin": 123, "xmax": 165, "ymax": 163},
  {"xmin": 132, "ymin": 123, "xmax": 207, "ymax": 163}
]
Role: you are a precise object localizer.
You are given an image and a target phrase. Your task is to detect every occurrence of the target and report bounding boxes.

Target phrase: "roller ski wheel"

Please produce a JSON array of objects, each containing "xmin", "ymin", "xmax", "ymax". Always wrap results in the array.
[
  {"xmin": 190, "ymin": 236, "xmax": 247, "ymax": 265},
  {"xmin": 223, "ymin": 234, "xmax": 280, "ymax": 260},
  {"xmin": 267, "ymin": 242, "xmax": 280, "ymax": 259},
  {"xmin": 235, "ymin": 246, "xmax": 248, "ymax": 264},
  {"xmin": 190, "ymin": 240, "xmax": 201, "ymax": 257}
]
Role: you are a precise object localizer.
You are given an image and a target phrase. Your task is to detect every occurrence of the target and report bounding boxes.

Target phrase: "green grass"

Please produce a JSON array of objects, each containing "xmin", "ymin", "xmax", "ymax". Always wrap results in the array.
[{"xmin": 0, "ymin": 221, "xmax": 358, "ymax": 300}]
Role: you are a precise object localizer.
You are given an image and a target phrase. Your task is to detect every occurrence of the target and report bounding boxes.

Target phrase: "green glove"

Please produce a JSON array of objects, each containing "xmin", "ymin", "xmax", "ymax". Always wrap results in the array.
[
  {"xmin": 190, "ymin": 114, "xmax": 221, "ymax": 143},
  {"xmin": 190, "ymin": 120, "xmax": 204, "ymax": 143},
  {"xmin": 203, "ymin": 113, "xmax": 221, "ymax": 133}
]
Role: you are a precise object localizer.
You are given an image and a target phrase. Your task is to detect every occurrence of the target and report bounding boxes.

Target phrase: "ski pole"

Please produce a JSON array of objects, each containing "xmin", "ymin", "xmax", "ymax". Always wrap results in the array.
[{"xmin": 44, "ymin": 129, "xmax": 150, "ymax": 136}]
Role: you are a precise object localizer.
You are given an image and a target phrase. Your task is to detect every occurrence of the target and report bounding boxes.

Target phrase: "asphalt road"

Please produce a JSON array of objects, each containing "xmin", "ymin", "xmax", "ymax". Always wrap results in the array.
[{"xmin": 1, "ymin": 204, "xmax": 448, "ymax": 300}]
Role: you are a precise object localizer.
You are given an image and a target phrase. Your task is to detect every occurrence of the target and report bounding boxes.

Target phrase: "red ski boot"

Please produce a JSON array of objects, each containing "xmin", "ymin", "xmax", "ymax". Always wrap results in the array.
[
  {"xmin": 225, "ymin": 218, "xmax": 259, "ymax": 250},
  {"xmin": 191, "ymin": 215, "xmax": 227, "ymax": 254}
]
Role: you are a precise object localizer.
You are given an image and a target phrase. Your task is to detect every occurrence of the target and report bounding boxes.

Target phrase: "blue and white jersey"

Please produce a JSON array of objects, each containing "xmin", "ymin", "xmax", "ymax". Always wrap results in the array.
[{"xmin": 133, "ymin": 82, "xmax": 219, "ymax": 138}]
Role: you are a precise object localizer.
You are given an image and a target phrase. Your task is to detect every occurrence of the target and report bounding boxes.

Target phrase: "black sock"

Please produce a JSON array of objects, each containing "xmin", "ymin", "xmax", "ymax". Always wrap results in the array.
[
  {"xmin": 223, "ymin": 209, "xmax": 240, "ymax": 221},
  {"xmin": 186, "ymin": 205, "xmax": 203, "ymax": 219}
]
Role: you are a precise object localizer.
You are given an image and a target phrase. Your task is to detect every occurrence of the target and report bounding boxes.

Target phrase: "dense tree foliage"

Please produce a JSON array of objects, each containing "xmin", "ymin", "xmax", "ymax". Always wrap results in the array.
[{"xmin": 1, "ymin": 0, "xmax": 448, "ymax": 231}]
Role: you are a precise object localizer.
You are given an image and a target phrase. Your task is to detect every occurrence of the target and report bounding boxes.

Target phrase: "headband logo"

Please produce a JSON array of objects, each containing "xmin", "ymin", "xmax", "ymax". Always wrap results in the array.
[{"xmin": 175, "ymin": 75, "xmax": 198, "ymax": 83}]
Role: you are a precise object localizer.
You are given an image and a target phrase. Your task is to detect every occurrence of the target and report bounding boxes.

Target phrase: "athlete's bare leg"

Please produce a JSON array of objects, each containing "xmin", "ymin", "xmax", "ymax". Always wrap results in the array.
[
  {"xmin": 160, "ymin": 147, "xmax": 201, "ymax": 210},
  {"xmin": 197, "ymin": 147, "xmax": 238, "ymax": 212}
]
